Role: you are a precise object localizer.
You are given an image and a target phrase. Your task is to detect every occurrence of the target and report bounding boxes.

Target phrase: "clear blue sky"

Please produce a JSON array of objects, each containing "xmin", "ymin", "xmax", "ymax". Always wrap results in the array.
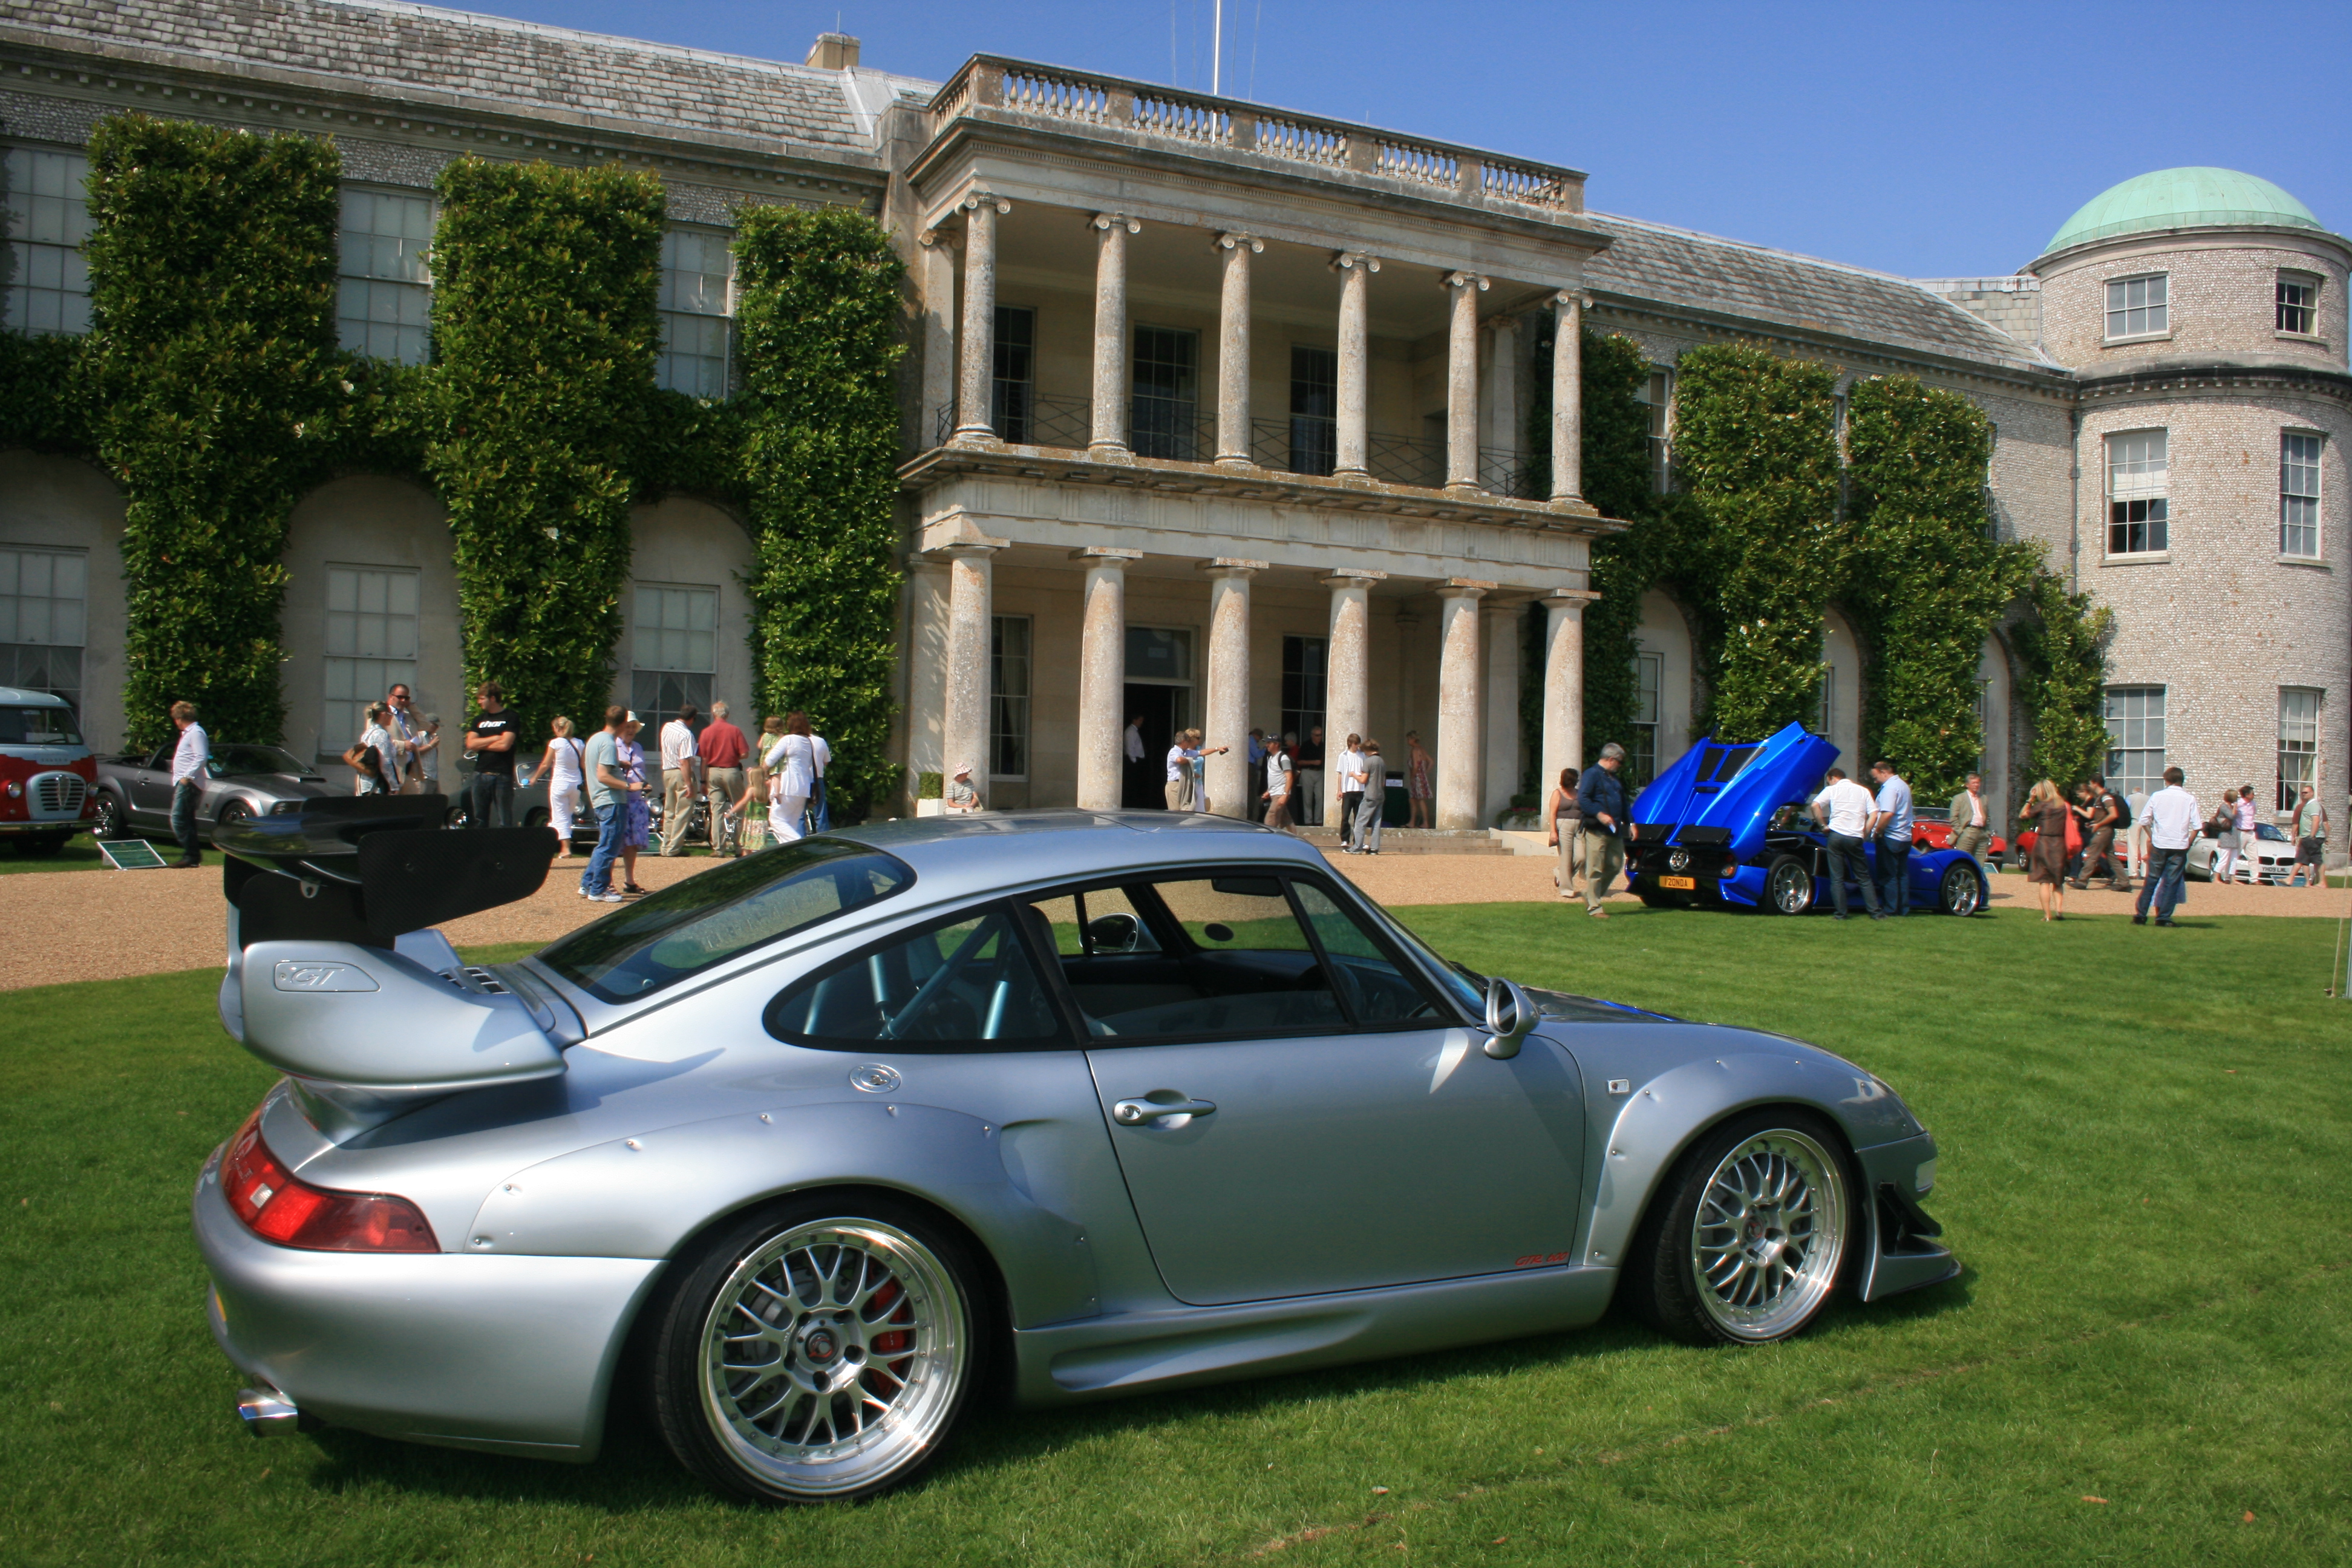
[{"xmin": 471, "ymin": 0, "xmax": 2348, "ymax": 279}]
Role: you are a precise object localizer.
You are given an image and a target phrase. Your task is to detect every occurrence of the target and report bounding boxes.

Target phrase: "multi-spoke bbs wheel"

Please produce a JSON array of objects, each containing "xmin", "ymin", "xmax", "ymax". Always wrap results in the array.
[
  {"xmin": 648, "ymin": 1197, "xmax": 988, "ymax": 1503},
  {"xmin": 1764, "ymin": 855, "xmax": 1815, "ymax": 916},
  {"xmin": 1627, "ymin": 1111, "xmax": 1850, "ymax": 1345},
  {"xmin": 1936, "ymin": 862, "xmax": 1982, "ymax": 916}
]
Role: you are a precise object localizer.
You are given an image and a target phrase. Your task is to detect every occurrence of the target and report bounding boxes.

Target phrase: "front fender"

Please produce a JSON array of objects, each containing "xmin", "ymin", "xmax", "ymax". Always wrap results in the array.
[
  {"xmin": 1576, "ymin": 1043, "xmax": 1922, "ymax": 1270},
  {"xmin": 468, "ymin": 1099, "xmax": 1100, "ymax": 1329}
]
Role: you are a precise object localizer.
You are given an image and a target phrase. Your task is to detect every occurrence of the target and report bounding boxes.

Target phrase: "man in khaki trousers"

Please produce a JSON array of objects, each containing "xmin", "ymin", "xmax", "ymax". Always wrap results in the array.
[{"xmin": 657, "ymin": 704, "xmax": 702, "ymax": 856}]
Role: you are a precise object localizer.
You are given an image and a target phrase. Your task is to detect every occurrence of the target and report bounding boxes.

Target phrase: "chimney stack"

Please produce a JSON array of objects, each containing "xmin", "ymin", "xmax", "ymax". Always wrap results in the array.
[{"xmin": 806, "ymin": 32, "xmax": 860, "ymax": 70}]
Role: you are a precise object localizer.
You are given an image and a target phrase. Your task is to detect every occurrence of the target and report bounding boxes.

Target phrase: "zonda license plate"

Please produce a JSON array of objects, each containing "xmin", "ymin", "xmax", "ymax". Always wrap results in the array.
[{"xmin": 1659, "ymin": 875, "xmax": 1696, "ymax": 890}]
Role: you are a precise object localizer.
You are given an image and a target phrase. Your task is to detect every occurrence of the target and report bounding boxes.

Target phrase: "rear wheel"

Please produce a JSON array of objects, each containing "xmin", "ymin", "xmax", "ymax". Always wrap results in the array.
[
  {"xmin": 1763, "ymin": 855, "xmax": 1814, "ymax": 916},
  {"xmin": 1936, "ymin": 862, "xmax": 1982, "ymax": 916},
  {"xmin": 647, "ymin": 1195, "xmax": 990, "ymax": 1504},
  {"xmin": 93, "ymin": 792, "xmax": 127, "ymax": 840},
  {"xmin": 1626, "ymin": 1109, "xmax": 1852, "ymax": 1346}
]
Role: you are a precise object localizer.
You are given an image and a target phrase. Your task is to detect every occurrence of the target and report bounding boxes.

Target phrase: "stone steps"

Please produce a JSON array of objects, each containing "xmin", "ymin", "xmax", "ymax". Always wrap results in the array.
[{"xmin": 1292, "ymin": 828, "xmax": 1514, "ymax": 856}]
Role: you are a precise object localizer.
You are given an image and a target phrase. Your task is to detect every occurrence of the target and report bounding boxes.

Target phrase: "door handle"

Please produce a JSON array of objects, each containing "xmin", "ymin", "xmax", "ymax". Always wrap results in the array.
[{"xmin": 1112, "ymin": 1097, "xmax": 1217, "ymax": 1125}]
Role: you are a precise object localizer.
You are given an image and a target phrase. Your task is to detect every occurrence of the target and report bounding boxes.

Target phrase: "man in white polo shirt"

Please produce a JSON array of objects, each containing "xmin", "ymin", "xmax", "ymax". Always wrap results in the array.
[
  {"xmin": 2134, "ymin": 766, "xmax": 2201, "ymax": 927},
  {"xmin": 656, "ymin": 703, "xmax": 701, "ymax": 857},
  {"xmin": 1811, "ymin": 765, "xmax": 1884, "ymax": 920}
]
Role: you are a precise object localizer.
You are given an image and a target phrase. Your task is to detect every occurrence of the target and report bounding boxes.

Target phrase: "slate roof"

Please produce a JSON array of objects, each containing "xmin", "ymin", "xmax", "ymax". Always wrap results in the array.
[
  {"xmin": 5, "ymin": 0, "xmax": 928, "ymax": 149},
  {"xmin": 1581, "ymin": 211, "xmax": 2057, "ymax": 374}
]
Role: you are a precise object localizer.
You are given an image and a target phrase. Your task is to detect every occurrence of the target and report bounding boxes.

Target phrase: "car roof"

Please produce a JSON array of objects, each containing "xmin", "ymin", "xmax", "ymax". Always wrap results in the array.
[
  {"xmin": 0, "ymin": 686, "xmax": 70, "ymax": 707},
  {"xmin": 828, "ymin": 809, "xmax": 1329, "ymax": 904}
]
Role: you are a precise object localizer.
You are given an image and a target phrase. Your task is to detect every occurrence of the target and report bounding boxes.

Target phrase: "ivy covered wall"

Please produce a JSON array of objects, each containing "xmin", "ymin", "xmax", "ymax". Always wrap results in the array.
[{"xmin": 0, "ymin": 114, "xmax": 906, "ymax": 811}]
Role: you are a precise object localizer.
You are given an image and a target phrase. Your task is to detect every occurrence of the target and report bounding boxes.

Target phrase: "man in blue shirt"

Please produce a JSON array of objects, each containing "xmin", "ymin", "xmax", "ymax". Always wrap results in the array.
[
  {"xmin": 577, "ymin": 705, "xmax": 639, "ymax": 903},
  {"xmin": 1867, "ymin": 760, "xmax": 1915, "ymax": 916},
  {"xmin": 1575, "ymin": 742, "xmax": 1630, "ymax": 920}
]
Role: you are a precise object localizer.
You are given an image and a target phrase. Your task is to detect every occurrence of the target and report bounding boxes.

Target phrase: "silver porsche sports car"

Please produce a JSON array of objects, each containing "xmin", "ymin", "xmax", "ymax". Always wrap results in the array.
[{"xmin": 197, "ymin": 804, "xmax": 1956, "ymax": 1504}]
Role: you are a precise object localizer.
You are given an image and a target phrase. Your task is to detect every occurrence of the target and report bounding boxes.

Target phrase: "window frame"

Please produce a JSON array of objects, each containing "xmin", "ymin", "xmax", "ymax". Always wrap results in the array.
[
  {"xmin": 2277, "ymin": 687, "xmax": 2321, "ymax": 812},
  {"xmin": 1279, "ymin": 634, "xmax": 1328, "ymax": 746},
  {"xmin": 2105, "ymin": 428, "xmax": 2171, "ymax": 558},
  {"xmin": 991, "ymin": 303, "xmax": 1036, "ymax": 442},
  {"xmin": 0, "ymin": 541, "xmax": 88, "ymax": 714},
  {"xmin": 630, "ymin": 580, "xmax": 720, "ymax": 737},
  {"xmin": 321, "ymin": 561, "xmax": 422, "ymax": 753},
  {"xmin": 3, "ymin": 143, "xmax": 95, "ymax": 339},
  {"xmin": 655, "ymin": 223, "xmax": 736, "ymax": 398},
  {"xmin": 1630, "ymin": 649, "xmax": 1664, "ymax": 784},
  {"xmin": 335, "ymin": 184, "xmax": 436, "ymax": 366},
  {"xmin": 2103, "ymin": 685, "xmax": 2167, "ymax": 802},
  {"xmin": 2276, "ymin": 270, "xmax": 2322, "ymax": 338},
  {"xmin": 762, "ymin": 896, "xmax": 1077, "ymax": 1054},
  {"xmin": 1643, "ymin": 367, "xmax": 1674, "ymax": 493},
  {"xmin": 2281, "ymin": 428, "xmax": 2323, "ymax": 559},
  {"xmin": 988, "ymin": 612, "xmax": 1032, "ymax": 782},
  {"xmin": 2103, "ymin": 272, "xmax": 2171, "ymax": 343}
]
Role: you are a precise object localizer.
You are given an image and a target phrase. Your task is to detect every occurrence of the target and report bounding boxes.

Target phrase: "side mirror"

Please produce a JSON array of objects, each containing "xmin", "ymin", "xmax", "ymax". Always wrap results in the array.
[{"xmin": 1482, "ymin": 976, "xmax": 1537, "ymax": 1059}]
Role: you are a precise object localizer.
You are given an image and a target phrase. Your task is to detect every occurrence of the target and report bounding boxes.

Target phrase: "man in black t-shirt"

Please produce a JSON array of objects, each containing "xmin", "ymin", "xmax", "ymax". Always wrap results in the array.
[{"xmin": 462, "ymin": 681, "xmax": 520, "ymax": 829}]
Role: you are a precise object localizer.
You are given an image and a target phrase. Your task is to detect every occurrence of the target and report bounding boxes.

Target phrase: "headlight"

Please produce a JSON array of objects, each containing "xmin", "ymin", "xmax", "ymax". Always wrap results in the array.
[{"xmin": 3, "ymin": 781, "xmax": 19, "ymax": 799}]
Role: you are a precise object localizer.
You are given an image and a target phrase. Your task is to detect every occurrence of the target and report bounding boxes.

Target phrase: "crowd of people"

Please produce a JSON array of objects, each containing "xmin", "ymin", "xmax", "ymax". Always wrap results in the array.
[{"xmin": 1107, "ymin": 717, "xmax": 1437, "ymax": 849}]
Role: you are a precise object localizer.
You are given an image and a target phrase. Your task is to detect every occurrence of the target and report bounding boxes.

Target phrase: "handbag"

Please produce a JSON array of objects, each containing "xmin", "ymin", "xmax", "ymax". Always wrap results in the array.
[{"xmin": 2062, "ymin": 809, "xmax": 2082, "ymax": 857}]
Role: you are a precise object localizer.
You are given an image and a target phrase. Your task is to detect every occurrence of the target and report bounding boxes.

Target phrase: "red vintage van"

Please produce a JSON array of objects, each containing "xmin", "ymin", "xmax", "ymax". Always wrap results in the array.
[{"xmin": 0, "ymin": 687, "xmax": 99, "ymax": 857}]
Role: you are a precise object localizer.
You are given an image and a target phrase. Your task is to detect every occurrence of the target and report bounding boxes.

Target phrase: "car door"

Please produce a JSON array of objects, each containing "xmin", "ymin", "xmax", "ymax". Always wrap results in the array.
[
  {"xmin": 1033, "ymin": 871, "xmax": 1586, "ymax": 1307},
  {"xmin": 126, "ymin": 745, "xmax": 175, "ymax": 828}
]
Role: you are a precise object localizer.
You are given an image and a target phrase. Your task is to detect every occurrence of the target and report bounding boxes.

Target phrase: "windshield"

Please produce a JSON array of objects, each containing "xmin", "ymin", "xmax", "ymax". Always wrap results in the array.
[
  {"xmin": 211, "ymin": 745, "xmax": 319, "ymax": 779},
  {"xmin": 0, "ymin": 705, "xmax": 81, "ymax": 746},
  {"xmin": 537, "ymin": 838, "xmax": 915, "ymax": 1003}
]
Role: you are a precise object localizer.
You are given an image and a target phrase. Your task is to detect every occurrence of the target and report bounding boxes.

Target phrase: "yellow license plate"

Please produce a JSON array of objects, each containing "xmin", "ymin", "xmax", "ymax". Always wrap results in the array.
[{"xmin": 1659, "ymin": 875, "xmax": 1696, "ymax": 890}]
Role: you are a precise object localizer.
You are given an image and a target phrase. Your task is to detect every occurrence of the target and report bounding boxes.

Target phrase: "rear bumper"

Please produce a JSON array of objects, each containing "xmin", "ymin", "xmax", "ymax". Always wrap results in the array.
[
  {"xmin": 1852, "ymin": 1131, "xmax": 1960, "ymax": 1301},
  {"xmin": 193, "ymin": 1146, "xmax": 662, "ymax": 1462}
]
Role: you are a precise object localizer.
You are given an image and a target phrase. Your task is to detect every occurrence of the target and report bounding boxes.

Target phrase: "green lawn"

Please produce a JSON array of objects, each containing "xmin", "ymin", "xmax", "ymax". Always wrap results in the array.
[{"xmin": 4, "ymin": 907, "xmax": 2349, "ymax": 1566}]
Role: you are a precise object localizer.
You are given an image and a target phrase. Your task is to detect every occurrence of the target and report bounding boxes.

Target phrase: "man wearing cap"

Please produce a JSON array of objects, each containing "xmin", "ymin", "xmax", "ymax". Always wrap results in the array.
[
  {"xmin": 944, "ymin": 762, "xmax": 981, "ymax": 813},
  {"xmin": 1575, "ymin": 743, "xmax": 1632, "ymax": 920}
]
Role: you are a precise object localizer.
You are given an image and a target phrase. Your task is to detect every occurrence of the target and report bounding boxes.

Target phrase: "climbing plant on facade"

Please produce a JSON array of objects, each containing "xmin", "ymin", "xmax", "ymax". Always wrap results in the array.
[
  {"xmin": 2011, "ymin": 570, "xmax": 2114, "ymax": 789},
  {"xmin": 424, "ymin": 157, "xmax": 665, "ymax": 737},
  {"xmin": 734, "ymin": 203, "xmax": 907, "ymax": 813},
  {"xmin": 1670, "ymin": 340, "xmax": 1846, "ymax": 742},
  {"xmin": 1844, "ymin": 374, "xmax": 2034, "ymax": 799},
  {"xmin": 82, "ymin": 115, "xmax": 342, "ymax": 750}
]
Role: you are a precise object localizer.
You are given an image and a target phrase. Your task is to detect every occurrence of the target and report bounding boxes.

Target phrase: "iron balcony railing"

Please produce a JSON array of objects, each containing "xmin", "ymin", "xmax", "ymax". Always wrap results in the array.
[
  {"xmin": 933, "ymin": 398, "xmax": 1538, "ymax": 497},
  {"xmin": 930, "ymin": 56, "xmax": 1586, "ymax": 217}
]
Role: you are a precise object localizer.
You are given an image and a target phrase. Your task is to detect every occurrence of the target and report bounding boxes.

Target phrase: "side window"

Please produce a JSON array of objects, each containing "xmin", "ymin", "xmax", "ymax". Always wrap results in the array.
[
  {"xmin": 765, "ymin": 904, "xmax": 1067, "ymax": 1052},
  {"xmin": 1289, "ymin": 880, "xmax": 1446, "ymax": 1025},
  {"xmin": 1029, "ymin": 885, "xmax": 1163, "ymax": 957}
]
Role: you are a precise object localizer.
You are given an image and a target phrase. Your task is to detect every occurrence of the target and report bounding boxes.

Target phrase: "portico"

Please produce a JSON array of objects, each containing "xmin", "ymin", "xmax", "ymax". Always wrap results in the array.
[{"xmin": 895, "ymin": 59, "xmax": 1622, "ymax": 825}]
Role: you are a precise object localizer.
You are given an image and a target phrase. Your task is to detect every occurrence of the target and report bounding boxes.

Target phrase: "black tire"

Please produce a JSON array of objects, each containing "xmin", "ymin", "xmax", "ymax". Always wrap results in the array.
[
  {"xmin": 524, "ymin": 808, "xmax": 549, "ymax": 829},
  {"xmin": 645, "ymin": 1194, "xmax": 991, "ymax": 1505},
  {"xmin": 11, "ymin": 833, "xmax": 70, "ymax": 858},
  {"xmin": 92, "ymin": 791, "xmax": 127, "ymax": 840},
  {"xmin": 209, "ymin": 799, "xmax": 250, "ymax": 846},
  {"xmin": 1635, "ymin": 887, "xmax": 1671, "ymax": 909},
  {"xmin": 1936, "ymin": 861, "xmax": 1982, "ymax": 916},
  {"xmin": 1623, "ymin": 1108, "xmax": 1854, "ymax": 1347},
  {"xmin": 1763, "ymin": 854, "xmax": 1814, "ymax": 916}
]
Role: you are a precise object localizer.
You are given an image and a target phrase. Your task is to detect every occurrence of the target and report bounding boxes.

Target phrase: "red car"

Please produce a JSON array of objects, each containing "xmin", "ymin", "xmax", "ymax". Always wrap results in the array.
[{"xmin": 1909, "ymin": 811, "xmax": 2006, "ymax": 860}]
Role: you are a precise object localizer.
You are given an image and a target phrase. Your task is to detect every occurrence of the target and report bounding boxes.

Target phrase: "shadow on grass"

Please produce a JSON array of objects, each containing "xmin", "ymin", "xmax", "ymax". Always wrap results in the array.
[{"xmin": 296, "ymin": 1265, "xmax": 1975, "ymax": 1512}]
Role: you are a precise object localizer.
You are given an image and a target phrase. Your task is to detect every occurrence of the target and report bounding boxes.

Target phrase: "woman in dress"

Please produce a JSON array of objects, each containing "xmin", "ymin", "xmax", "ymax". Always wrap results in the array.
[
  {"xmin": 616, "ymin": 713, "xmax": 652, "ymax": 893},
  {"xmin": 1546, "ymin": 765, "xmax": 1584, "ymax": 900},
  {"xmin": 1405, "ymin": 732, "xmax": 1435, "ymax": 830},
  {"xmin": 765, "ymin": 711, "xmax": 816, "ymax": 841},
  {"xmin": 2019, "ymin": 777, "xmax": 2071, "ymax": 921},
  {"xmin": 1261, "ymin": 737, "xmax": 1294, "ymax": 831},
  {"xmin": 532, "ymin": 716, "xmax": 586, "ymax": 857}
]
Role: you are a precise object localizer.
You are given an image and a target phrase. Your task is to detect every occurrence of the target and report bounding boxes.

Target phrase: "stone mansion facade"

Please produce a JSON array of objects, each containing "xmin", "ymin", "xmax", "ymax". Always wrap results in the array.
[{"xmin": 3, "ymin": 1, "xmax": 2345, "ymax": 840}]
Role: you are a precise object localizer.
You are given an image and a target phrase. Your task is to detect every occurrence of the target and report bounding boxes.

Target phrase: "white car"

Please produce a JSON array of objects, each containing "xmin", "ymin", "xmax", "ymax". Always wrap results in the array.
[{"xmin": 2187, "ymin": 821, "xmax": 2298, "ymax": 884}]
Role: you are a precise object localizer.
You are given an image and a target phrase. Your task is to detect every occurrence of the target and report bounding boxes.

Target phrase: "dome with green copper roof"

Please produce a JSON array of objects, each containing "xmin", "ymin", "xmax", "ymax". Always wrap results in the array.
[{"xmin": 2042, "ymin": 168, "xmax": 2324, "ymax": 256}]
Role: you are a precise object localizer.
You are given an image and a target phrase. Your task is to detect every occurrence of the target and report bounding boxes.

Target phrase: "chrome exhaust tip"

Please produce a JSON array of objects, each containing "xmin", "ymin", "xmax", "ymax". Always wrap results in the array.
[{"xmin": 236, "ymin": 1385, "xmax": 301, "ymax": 1437}]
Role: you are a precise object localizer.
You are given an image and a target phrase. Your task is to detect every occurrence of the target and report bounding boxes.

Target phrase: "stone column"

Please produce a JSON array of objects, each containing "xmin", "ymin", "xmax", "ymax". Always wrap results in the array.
[
  {"xmin": 916, "ymin": 229, "xmax": 957, "ymax": 449},
  {"xmin": 1483, "ymin": 313, "xmax": 1520, "ymax": 491},
  {"xmin": 1073, "ymin": 547, "xmax": 1142, "ymax": 810},
  {"xmin": 1481, "ymin": 600, "xmax": 1522, "ymax": 824},
  {"xmin": 1540, "ymin": 589, "xmax": 1599, "ymax": 788},
  {"xmin": 938, "ymin": 544, "xmax": 999, "ymax": 800},
  {"xmin": 1333, "ymin": 252, "xmax": 1379, "ymax": 477},
  {"xmin": 1214, "ymin": 233, "xmax": 1262, "ymax": 467},
  {"xmin": 1321, "ymin": 569, "xmax": 1385, "ymax": 825},
  {"xmin": 952, "ymin": 191, "xmax": 1010, "ymax": 443},
  {"xmin": 1434, "ymin": 581, "xmax": 1492, "ymax": 830},
  {"xmin": 1198, "ymin": 558, "xmax": 1265, "ymax": 817},
  {"xmin": 1550, "ymin": 292, "xmax": 1584, "ymax": 503},
  {"xmin": 905, "ymin": 556, "xmax": 952, "ymax": 805},
  {"xmin": 1443, "ymin": 272, "xmax": 1489, "ymax": 492},
  {"xmin": 1089, "ymin": 214, "xmax": 1138, "ymax": 458}
]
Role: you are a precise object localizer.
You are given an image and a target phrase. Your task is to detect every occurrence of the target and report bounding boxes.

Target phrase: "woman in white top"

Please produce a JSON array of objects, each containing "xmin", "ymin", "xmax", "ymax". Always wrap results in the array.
[
  {"xmin": 414, "ymin": 713, "xmax": 443, "ymax": 794},
  {"xmin": 534, "ymin": 716, "xmax": 587, "ymax": 857},
  {"xmin": 355, "ymin": 705, "xmax": 396, "ymax": 796},
  {"xmin": 764, "ymin": 711, "xmax": 817, "ymax": 842},
  {"xmin": 1261, "ymin": 739, "xmax": 1294, "ymax": 831}
]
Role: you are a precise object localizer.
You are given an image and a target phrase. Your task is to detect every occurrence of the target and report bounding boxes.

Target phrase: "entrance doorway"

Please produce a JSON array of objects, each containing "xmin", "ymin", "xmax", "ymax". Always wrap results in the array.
[{"xmin": 1123, "ymin": 682, "xmax": 1191, "ymax": 808}]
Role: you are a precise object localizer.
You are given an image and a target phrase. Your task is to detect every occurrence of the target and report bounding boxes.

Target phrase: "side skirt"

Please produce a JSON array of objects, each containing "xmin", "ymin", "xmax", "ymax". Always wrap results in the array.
[{"xmin": 1010, "ymin": 1265, "xmax": 1616, "ymax": 1406}]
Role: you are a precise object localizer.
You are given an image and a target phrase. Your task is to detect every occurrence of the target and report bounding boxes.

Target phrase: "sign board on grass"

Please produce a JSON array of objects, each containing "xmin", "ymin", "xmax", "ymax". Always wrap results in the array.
[{"xmin": 99, "ymin": 838, "xmax": 171, "ymax": 871}]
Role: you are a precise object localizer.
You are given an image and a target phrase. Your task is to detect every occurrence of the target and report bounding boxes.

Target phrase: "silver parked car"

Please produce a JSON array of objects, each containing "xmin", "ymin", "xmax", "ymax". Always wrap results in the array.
[
  {"xmin": 94, "ymin": 742, "xmax": 347, "ymax": 843},
  {"xmin": 197, "ymin": 807, "xmax": 1956, "ymax": 1504}
]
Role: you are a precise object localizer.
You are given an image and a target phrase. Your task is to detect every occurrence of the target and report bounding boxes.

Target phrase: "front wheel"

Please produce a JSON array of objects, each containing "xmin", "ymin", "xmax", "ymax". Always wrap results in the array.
[
  {"xmin": 93, "ymin": 792, "xmax": 127, "ymax": 840},
  {"xmin": 1936, "ymin": 862, "xmax": 1982, "ymax": 916},
  {"xmin": 1626, "ymin": 1110, "xmax": 1852, "ymax": 1346},
  {"xmin": 209, "ymin": 800, "xmax": 250, "ymax": 845},
  {"xmin": 1763, "ymin": 855, "xmax": 1814, "ymax": 916},
  {"xmin": 646, "ymin": 1196, "xmax": 989, "ymax": 1504}
]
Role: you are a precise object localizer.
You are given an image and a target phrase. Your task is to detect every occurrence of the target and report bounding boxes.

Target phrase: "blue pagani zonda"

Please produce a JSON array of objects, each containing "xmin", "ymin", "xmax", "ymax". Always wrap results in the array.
[{"xmin": 1624, "ymin": 724, "xmax": 1990, "ymax": 917}]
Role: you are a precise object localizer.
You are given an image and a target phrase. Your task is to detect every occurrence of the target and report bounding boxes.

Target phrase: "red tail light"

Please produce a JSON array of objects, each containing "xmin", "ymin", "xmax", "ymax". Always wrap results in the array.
[{"xmin": 220, "ymin": 1106, "xmax": 439, "ymax": 1253}]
